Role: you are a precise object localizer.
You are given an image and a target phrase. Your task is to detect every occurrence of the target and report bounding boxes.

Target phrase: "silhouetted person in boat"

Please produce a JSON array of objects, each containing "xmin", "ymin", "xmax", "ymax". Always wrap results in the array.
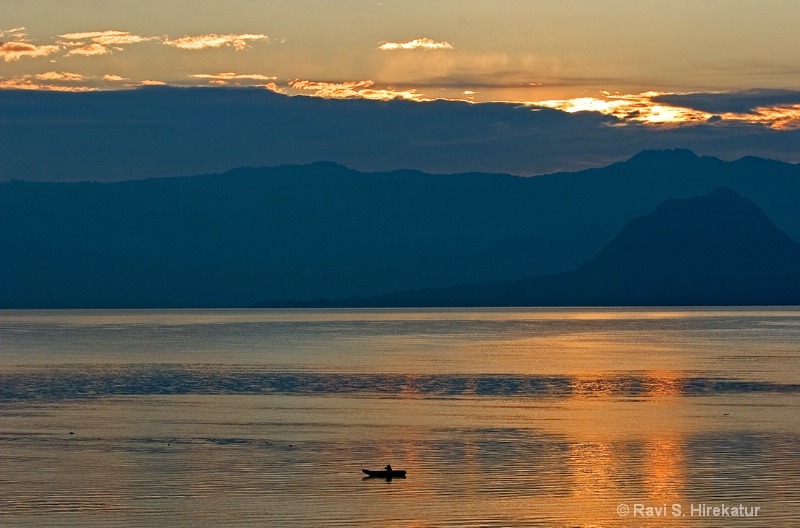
[{"xmin": 384, "ymin": 464, "xmax": 392, "ymax": 473}]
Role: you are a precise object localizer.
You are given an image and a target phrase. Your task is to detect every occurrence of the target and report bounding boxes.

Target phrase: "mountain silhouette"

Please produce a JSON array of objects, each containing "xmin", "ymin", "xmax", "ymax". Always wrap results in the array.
[
  {"xmin": 569, "ymin": 187, "xmax": 800, "ymax": 304},
  {"xmin": 258, "ymin": 188, "xmax": 800, "ymax": 307},
  {"xmin": 2, "ymin": 150, "xmax": 800, "ymax": 308}
]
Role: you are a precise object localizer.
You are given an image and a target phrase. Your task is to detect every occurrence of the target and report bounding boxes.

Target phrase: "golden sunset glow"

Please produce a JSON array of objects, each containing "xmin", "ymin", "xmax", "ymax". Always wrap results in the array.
[
  {"xmin": 532, "ymin": 91, "xmax": 800, "ymax": 128},
  {"xmin": 532, "ymin": 92, "xmax": 715, "ymax": 125},
  {"xmin": 289, "ymin": 79, "xmax": 430, "ymax": 101},
  {"xmin": 723, "ymin": 103, "xmax": 800, "ymax": 130}
]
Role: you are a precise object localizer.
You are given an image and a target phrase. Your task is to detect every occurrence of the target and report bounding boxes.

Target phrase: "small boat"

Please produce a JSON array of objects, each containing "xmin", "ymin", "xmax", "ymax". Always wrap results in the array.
[{"xmin": 362, "ymin": 469, "xmax": 407, "ymax": 478}]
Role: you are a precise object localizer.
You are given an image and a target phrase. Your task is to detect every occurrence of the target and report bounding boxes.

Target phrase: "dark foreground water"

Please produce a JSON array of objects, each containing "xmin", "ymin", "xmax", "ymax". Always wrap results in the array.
[{"xmin": 1, "ymin": 308, "xmax": 799, "ymax": 526}]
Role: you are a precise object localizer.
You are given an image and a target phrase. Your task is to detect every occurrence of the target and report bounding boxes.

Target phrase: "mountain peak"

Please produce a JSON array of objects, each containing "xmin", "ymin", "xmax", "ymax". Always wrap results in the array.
[
  {"xmin": 652, "ymin": 186, "xmax": 760, "ymax": 217},
  {"xmin": 305, "ymin": 160, "xmax": 352, "ymax": 171},
  {"xmin": 573, "ymin": 187, "xmax": 800, "ymax": 304}
]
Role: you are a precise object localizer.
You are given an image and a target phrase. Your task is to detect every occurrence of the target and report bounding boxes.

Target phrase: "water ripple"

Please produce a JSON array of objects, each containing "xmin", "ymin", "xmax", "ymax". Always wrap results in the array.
[{"xmin": 2, "ymin": 366, "xmax": 799, "ymax": 402}]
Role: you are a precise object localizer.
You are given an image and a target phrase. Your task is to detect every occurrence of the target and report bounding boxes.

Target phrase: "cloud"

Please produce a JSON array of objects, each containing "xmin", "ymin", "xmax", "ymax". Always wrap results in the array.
[
  {"xmin": 650, "ymin": 90, "xmax": 800, "ymax": 129},
  {"xmin": 289, "ymin": 79, "xmax": 429, "ymax": 101},
  {"xmin": 530, "ymin": 90, "xmax": 800, "ymax": 130},
  {"xmin": 372, "ymin": 50, "xmax": 562, "ymax": 98},
  {"xmin": 163, "ymin": 33, "xmax": 269, "ymax": 51},
  {"xmin": 0, "ymin": 41, "xmax": 61, "ymax": 61},
  {"xmin": 103, "ymin": 74, "xmax": 126, "ymax": 82},
  {"xmin": 262, "ymin": 82, "xmax": 287, "ymax": 94},
  {"xmin": 59, "ymin": 30, "xmax": 156, "ymax": 46},
  {"xmin": 64, "ymin": 43, "xmax": 112, "ymax": 57},
  {"xmin": 35, "ymin": 71, "xmax": 87, "ymax": 82},
  {"xmin": 58, "ymin": 30, "xmax": 157, "ymax": 58},
  {"xmin": 652, "ymin": 89, "xmax": 800, "ymax": 115},
  {"xmin": 724, "ymin": 104, "xmax": 800, "ymax": 130},
  {"xmin": 532, "ymin": 92, "xmax": 714, "ymax": 125},
  {"xmin": 1, "ymin": 71, "xmax": 105, "ymax": 91},
  {"xmin": 0, "ymin": 27, "xmax": 27, "ymax": 38},
  {"xmin": 532, "ymin": 91, "xmax": 722, "ymax": 126},
  {"xmin": 139, "ymin": 80, "xmax": 168, "ymax": 86},
  {"xmin": 192, "ymin": 72, "xmax": 278, "ymax": 84},
  {"xmin": 192, "ymin": 73, "xmax": 285, "ymax": 92},
  {"xmin": 378, "ymin": 38, "xmax": 454, "ymax": 51},
  {"xmin": 0, "ymin": 75, "xmax": 95, "ymax": 91}
]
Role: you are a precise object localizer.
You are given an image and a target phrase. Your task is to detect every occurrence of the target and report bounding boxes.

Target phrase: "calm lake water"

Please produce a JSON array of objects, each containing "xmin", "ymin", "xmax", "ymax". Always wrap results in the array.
[{"xmin": 1, "ymin": 308, "xmax": 799, "ymax": 527}]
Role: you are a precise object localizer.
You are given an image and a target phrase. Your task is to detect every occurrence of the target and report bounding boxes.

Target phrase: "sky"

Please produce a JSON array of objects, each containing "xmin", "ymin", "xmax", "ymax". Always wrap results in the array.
[{"xmin": 2, "ymin": 0, "xmax": 800, "ymax": 180}]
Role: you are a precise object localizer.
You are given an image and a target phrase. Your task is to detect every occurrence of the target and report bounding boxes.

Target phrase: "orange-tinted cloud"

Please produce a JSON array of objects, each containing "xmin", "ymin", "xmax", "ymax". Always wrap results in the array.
[
  {"xmin": 103, "ymin": 74, "xmax": 126, "ymax": 82},
  {"xmin": 163, "ymin": 33, "xmax": 268, "ymax": 51},
  {"xmin": 289, "ymin": 79, "xmax": 429, "ymax": 101},
  {"xmin": 0, "ymin": 27, "xmax": 27, "ymax": 38},
  {"xmin": 35, "ymin": 71, "xmax": 87, "ymax": 82},
  {"xmin": 533, "ymin": 92, "xmax": 715, "ymax": 125},
  {"xmin": 721, "ymin": 104, "xmax": 800, "ymax": 130},
  {"xmin": 262, "ymin": 82, "xmax": 286, "ymax": 94},
  {"xmin": 0, "ymin": 41, "xmax": 60, "ymax": 61},
  {"xmin": 378, "ymin": 38, "xmax": 454, "ymax": 51},
  {"xmin": 191, "ymin": 72, "xmax": 284, "ymax": 91},
  {"xmin": 60, "ymin": 30, "xmax": 156, "ymax": 46},
  {"xmin": 533, "ymin": 91, "xmax": 800, "ymax": 129},
  {"xmin": 59, "ymin": 30, "xmax": 157, "ymax": 57},
  {"xmin": 0, "ymin": 75, "xmax": 95, "ymax": 91},
  {"xmin": 65, "ymin": 43, "xmax": 112, "ymax": 57},
  {"xmin": 191, "ymin": 72, "xmax": 277, "ymax": 83}
]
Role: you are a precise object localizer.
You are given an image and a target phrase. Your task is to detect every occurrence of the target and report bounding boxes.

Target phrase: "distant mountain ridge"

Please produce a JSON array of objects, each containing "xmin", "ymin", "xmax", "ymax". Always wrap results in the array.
[
  {"xmin": 2, "ymin": 150, "xmax": 800, "ymax": 308},
  {"xmin": 266, "ymin": 188, "xmax": 800, "ymax": 307}
]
